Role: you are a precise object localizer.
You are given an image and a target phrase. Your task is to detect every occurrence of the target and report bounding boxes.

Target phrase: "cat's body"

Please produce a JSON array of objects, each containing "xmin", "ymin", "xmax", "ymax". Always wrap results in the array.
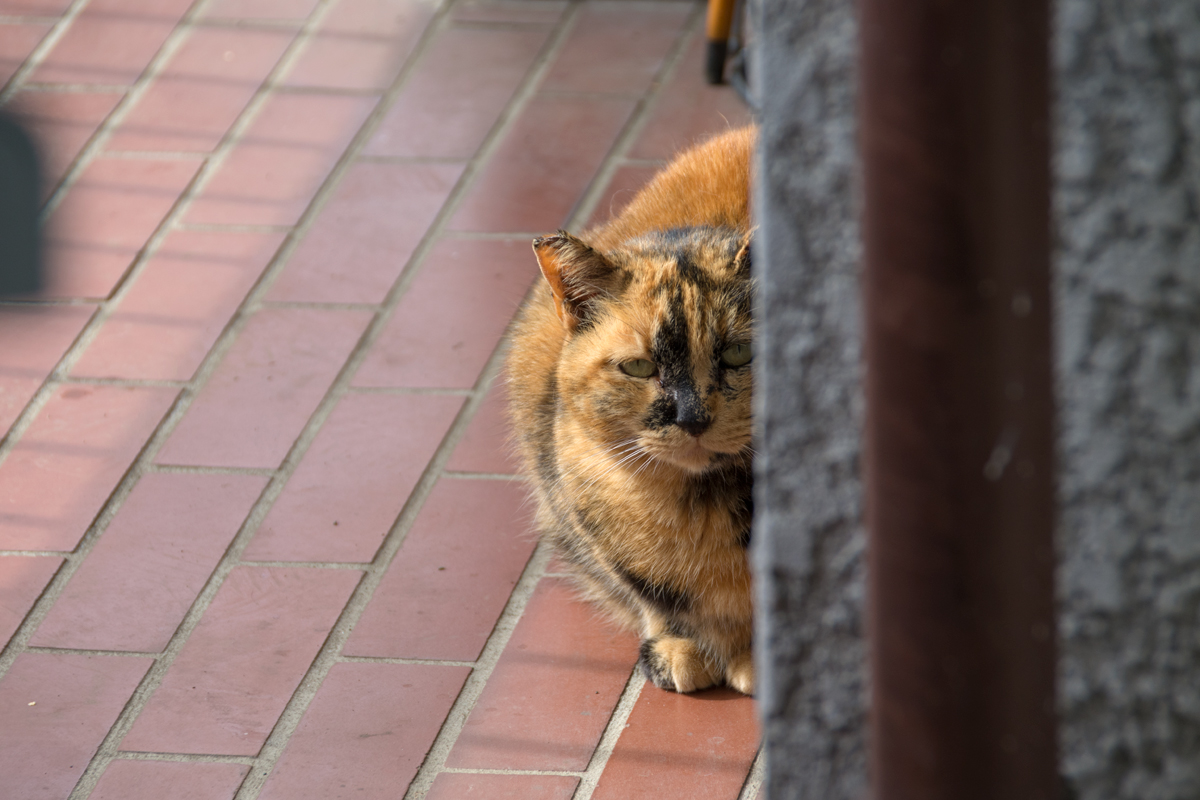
[{"xmin": 507, "ymin": 126, "xmax": 756, "ymax": 694}]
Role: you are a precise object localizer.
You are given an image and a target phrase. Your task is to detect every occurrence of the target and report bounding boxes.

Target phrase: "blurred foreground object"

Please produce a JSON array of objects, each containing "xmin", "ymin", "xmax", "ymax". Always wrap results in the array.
[
  {"xmin": 0, "ymin": 111, "xmax": 42, "ymax": 295},
  {"xmin": 860, "ymin": 0, "xmax": 1059, "ymax": 797}
]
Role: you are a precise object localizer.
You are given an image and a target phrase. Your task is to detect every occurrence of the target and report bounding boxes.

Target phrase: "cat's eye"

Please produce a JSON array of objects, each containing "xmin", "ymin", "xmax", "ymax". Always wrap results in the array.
[
  {"xmin": 620, "ymin": 359, "xmax": 657, "ymax": 378},
  {"xmin": 720, "ymin": 343, "xmax": 752, "ymax": 368}
]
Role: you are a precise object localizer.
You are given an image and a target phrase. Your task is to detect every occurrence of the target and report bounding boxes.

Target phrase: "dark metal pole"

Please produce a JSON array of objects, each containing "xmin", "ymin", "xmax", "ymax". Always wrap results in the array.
[{"xmin": 859, "ymin": 2, "xmax": 1058, "ymax": 799}]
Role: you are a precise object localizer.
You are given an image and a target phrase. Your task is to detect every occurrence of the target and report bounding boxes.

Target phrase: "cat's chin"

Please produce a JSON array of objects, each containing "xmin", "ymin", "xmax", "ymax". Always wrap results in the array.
[{"xmin": 660, "ymin": 439, "xmax": 719, "ymax": 473}]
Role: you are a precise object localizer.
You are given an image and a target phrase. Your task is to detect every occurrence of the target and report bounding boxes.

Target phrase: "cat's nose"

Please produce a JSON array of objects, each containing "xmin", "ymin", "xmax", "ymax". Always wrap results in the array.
[
  {"xmin": 671, "ymin": 385, "xmax": 710, "ymax": 436},
  {"xmin": 675, "ymin": 412, "xmax": 712, "ymax": 437},
  {"xmin": 677, "ymin": 418, "xmax": 712, "ymax": 437}
]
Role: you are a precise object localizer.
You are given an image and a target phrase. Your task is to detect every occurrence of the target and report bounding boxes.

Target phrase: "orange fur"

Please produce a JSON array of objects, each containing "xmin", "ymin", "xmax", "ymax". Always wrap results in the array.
[{"xmin": 507, "ymin": 126, "xmax": 757, "ymax": 693}]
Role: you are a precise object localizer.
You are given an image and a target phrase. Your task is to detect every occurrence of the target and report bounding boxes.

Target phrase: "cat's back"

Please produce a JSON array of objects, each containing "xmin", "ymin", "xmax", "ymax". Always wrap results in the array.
[{"xmin": 587, "ymin": 126, "xmax": 755, "ymax": 251}]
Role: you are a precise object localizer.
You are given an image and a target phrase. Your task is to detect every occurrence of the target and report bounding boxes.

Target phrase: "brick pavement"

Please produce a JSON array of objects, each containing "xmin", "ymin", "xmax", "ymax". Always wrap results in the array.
[{"xmin": 0, "ymin": 0, "xmax": 760, "ymax": 797}]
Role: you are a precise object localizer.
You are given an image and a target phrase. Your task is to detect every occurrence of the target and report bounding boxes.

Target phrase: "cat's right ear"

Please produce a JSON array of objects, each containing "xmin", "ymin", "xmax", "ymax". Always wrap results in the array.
[{"xmin": 532, "ymin": 231, "xmax": 619, "ymax": 331}]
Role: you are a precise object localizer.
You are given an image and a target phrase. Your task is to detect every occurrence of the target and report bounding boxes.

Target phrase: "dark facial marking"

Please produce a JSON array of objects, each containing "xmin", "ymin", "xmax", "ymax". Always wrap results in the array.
[{"xmin": 647, "ymin": 291, "xmax": 712, "ymax": 434}]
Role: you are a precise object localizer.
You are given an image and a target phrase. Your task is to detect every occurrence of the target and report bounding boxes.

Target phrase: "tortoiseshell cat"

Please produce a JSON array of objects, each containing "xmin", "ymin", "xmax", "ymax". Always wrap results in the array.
[{"xmin": 508, "ymin": 126, "xmax": 756, "ymax": 694}]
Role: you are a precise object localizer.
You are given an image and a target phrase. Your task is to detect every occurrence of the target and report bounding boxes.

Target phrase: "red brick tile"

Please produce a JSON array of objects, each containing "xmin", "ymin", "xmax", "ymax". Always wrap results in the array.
[
  {"xmin": 539, "ymin": 1, "xmax": 689, "ymax": 95},
  {"xmin": 73, "ymin": 231, "xmax": 285, "ymax": 381},
  {"xmin": 185, "ymin": 93, "xmax": 375, "ymax": 227},
  {"xmin": 0, "ymin": 304, "xmax": 94, "ymax": 436},
  {"xmin": 257, "ymin": 662, "xmax": 470, "ymax": 800},
  {"xmin": 590, "ymin": 685, "xmax": 760, "ymax": 800},
  {"xmin": 0, "ymin": 24, "xmax": 51, "ymax": 88},
  {"xmin": 90, "ymin": 761, "xmax": 249, "ymax": 800},
  {"xmin": 446, "ymin": 578, "xmax": 639, "ymax": 771},
  {"xmin": 9, "ymin": 91, "xmax": 123, "ymax": 194},
  {"xmin": 0, "ymin": 385, "xmax": 178, "ymax": 552},
  {"xmin": 156, "ymin": 308, "xmax": 371, "ymax": 469},
  {"xmin": 448, "ymin": 94, "xmax": 635, "ymax": 233},
  {"xmin": 267, "ymin": 162, "xmax": 462, "ymax": 304},
  {"xmin": 282, "ymin": 0, "xmax": 436, "ymax": 91},
  {"xmin": 0, "ymin": 556, "xmax": 63, "ymax": 648},
  {"xmin": 586, "ymin": 163, "xmax": 661, "ymax": 229},
  {"xmin": 444, "ymin": 380, "xmax": 518, "ymax": 474},
  {"xmin": 31, "ymin": 473, "xmax": 267, "ymax": 652},
  {"xmin": 107, "ymin": 27, "xmax": 297, "ymax": 153},
  {"xmin": 353, "ymin": 238, "xmax": 535, "ymax": 389},
  {"xmin": 30, "ymin": 0, "xmax": 195, "ymax": 86},
  {"xmin": 627, "ymin": 29, "xmax": 754, "ymax": 162},
  {"xmin": 363, "ymin": 25, "xmax": 550, "ymax": 160},
  {"xmin": 243, "ymin": 393, "xmax": 463, "ymax": 563},
  {"xmin": 0, "ymin": 653, "xmax": 152, "ymax": 800},
  {"xmin": 425, "ymin": 773, "xmax": 579, "ymax": 800},
  {"xmin": 121, "ymin": 566, "xmax": 360, "ymax": 756},
  {"xmin": 451, "ymin": 0, "xmax": 565, "ymax": 24},
  {"xmin": 343, "ymin": 478, "xmax": 536, "ymax": 661},
  {"xmin": 200, "ymin": 0, "xmax": 319, "ymax": 20},
  {"xmin": 43, "ymin": 158, "xmax": 200, "ymax": 299}
]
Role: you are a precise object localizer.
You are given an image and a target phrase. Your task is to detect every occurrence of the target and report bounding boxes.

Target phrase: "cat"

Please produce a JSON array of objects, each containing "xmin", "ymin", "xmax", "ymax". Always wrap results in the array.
[{"xmin": 507, "ymin": 126, "xmax": 757, "ymax": 694}]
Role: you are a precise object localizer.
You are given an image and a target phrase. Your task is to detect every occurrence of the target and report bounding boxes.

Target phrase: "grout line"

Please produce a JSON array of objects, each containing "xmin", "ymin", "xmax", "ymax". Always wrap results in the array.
[
  {"xmin": 148, "ymin": 464, "xmax": 277, "ymax": 476},
  {"xmin": 234, "ymin": 560, "xmax": 370, "ymax": 570},
  {"xmin": 112, "ymin": 752, "xmax": 257, "ymax": 765},
  {"xmin": 451, "ymin": 19, "xmax": 564, "ymax": 33},
  {"xmin": 339, "ymin": 656, "xmax": 478, "ymax": 668},
  {"xmin": 355, "ymin": 154, "xmax": 470, "ymax": 165},
  {"xmin": 93, "ymin": 150, "xmax": 208, "ymax": 160},
  {"xmin": 187, "ymin": 17, "xmax": 308, "ymax": 31},
  {"xmin": 736, "ymin": 748, "xmax": 767, "ymax": 800},
  {"xmin": 344, "ymin": 386, "xmax": 473, "ymax": 396},
  {"xmin": 15, "ymin": 82, "xmax": 129, "ymax": 93},
  {"xmin": 441, "ymin": 768, "xmax": 584, "ymax": 777},
  {"xmin": 171, "ymin": 223, "xmax": 294, "ymax": 233},
  {"xmin": 0, "ymin": 550, "xmax": 71, "ymax": 557},
  {"xmin": 59, "ymin": 376, "xmax": 190, "ymax": 389},
  {"xmin": 257, "ymin": 300, "xmax": 382, "ymax": 312},
  {"xmin": 0, "ymin": 15, "xmax": 61, "ymax": 24},
  {"xmin": 571, "ymin": 670, "xmax": 646, "ymax": 800},
  {"xmin": 441, "ymin": 471, "xmax": 524, "ymax": 481},
  {"xmin": 399, "ymin": 541, "xmax": 555, "ymax": 800},
  {"xmin": 24, "ymin": 646, "xmax": 161, "ymax": 658}
]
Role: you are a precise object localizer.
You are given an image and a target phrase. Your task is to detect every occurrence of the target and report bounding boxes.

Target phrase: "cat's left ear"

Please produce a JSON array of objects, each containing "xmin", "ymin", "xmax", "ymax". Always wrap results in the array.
[
  {"xmin": 732, "ymin": 230, "xmax": 752, "ymax": 277},
  {"xmin": 533, "ymin": 231, "xmax": 621, "ymax": 331}
]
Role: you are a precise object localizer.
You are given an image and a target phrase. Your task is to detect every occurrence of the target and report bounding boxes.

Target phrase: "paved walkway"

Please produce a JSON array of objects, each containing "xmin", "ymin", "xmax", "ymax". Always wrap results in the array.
[{"xmin": 0, "ymin": 0, "xmax": 758, "ymax": 797}]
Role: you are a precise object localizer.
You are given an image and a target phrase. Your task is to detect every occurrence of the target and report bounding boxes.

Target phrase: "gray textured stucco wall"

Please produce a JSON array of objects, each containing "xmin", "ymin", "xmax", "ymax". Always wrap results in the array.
[
  {"xmin": 1054, "ymin": 2, "xmax": 1200, "ymax": 798},
  {"xmin": 754, "ymin": 0, "xmax": 1200, "ymax": 797},
  {"xmin": 751, "ymin": 0, "xmax": 866, "ymax": 797}
]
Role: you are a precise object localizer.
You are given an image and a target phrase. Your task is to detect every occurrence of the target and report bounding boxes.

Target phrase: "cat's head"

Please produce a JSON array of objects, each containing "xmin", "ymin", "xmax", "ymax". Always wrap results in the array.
[{"xmin": 533, "ymin": 226, "xmax": 753, "ymax": 475}]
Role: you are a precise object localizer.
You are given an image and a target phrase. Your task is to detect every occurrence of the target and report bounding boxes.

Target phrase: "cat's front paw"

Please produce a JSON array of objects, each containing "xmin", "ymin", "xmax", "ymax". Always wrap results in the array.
[
  {"xmin": 724, "ymin": 651, "xmax": 754, "ymax": 695},
  {"xmin": 639, "ymin": 636, "xmax": 718, "ymax": 693}
]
